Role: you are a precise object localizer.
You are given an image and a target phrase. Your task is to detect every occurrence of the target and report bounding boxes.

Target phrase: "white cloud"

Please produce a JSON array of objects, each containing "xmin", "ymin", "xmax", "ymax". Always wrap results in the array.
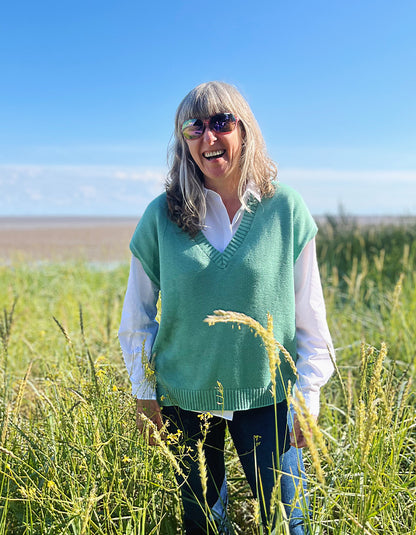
[
  {"xmin": 281, "ymin": 168, "xmax": 416, "ymax": 184},
  {"xmin": 79, "ymin": 185, "xmax": 97, "ymax": 199},
  {"xmin": 1, "ymin": 164, "xmax": 415, "ymax": 216},
  {"xmin": 114, "ymin": 169, "xmax": 165, "ymax": 181},
  {"xmin": 25, "ymin": 188, "xmax": 43, "ymax": 201},
  {"xmin": 279, "ymin": 168, "xmax": 416, "ymax": 215},
  {"xmin": 0, "ymin": 164, "xmax": 166, "ymax": 216}
]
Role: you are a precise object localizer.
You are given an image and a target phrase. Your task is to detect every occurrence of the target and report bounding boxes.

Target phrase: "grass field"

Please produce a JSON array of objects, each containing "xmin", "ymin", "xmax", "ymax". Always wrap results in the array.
[{"xmin": 0, "ymin": 219, "xmax": 415, "ymax": 534}]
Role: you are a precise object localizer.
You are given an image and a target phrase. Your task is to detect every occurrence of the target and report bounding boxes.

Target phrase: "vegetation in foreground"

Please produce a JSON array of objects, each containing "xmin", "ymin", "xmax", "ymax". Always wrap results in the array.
[{"xmin": 0, "ymin": 221, "xmax": 415, "ymax": 534}]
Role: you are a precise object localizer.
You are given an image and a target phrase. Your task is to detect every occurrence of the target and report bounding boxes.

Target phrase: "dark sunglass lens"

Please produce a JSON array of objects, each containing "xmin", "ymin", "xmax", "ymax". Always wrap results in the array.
[
  {"xmin": 210, "ymin": 113, "xmax": 236, "ymax": 133},
  {"xmin": 182, "ymin": 118, "xmax": 204, "ymax": 139}
]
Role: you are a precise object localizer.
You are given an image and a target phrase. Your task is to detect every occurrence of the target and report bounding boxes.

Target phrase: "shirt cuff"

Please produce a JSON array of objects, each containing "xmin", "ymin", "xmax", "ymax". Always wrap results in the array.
[
  {"xmin": 300, "ymin": 388, "xmax": 320, "ymax": 416},
  {"xmin": 131, "ymin": 381, "xmax": 157, "ymax": 400}
]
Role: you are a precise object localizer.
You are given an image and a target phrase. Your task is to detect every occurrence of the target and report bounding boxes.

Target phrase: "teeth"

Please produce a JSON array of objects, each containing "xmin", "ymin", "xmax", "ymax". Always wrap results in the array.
[{"xmin": 204, "ymin": 150, "xmax": 225, "ymax": 158}]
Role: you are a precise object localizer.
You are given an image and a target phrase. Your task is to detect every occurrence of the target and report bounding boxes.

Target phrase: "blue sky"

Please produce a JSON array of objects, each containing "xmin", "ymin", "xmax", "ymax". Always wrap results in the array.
[{"xmin": 1, "ymin": 0, "xmax": 415, "ymax": 216}]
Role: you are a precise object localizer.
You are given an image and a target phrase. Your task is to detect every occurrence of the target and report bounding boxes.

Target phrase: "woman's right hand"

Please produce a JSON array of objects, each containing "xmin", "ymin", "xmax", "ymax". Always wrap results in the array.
[{"xmin": 136, "ymin": 399, "xmax": 163, "ymax": 445}]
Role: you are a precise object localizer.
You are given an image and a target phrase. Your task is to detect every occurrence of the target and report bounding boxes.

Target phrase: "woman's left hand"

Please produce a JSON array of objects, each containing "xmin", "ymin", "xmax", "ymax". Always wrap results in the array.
[{"xmin": 290, "ymin": 414, "xmax": 318, "ymax": 448}]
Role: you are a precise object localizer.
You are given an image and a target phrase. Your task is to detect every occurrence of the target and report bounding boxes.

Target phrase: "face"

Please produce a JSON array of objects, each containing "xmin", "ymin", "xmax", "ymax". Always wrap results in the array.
[{"xmin": 184, "ymin": 115, "xmax": 243, "ymax": 190}]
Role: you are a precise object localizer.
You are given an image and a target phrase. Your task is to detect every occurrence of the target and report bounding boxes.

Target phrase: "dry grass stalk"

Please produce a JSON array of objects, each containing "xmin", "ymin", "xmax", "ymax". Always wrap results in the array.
[
  {"xmin": 357, "ymin": 343, "xmax": 387, "ymax": 462},
  {"xmin": 52, "ymin": 316, "xmax": 73, "ymax": 347},
  {"xmin": 269, "ymin": 471, "xmax": 282, "ymax": 523},
  {"xmin": 402, "ymin": 243, "xmax": 410, "ymax": 269},
  {"xmin": 216, "ymin": 380, "xmax": 225, "ymax": 410},
  {"xmin": 392, "ymin": 272, "xmax": 405, "ymax": 312},
  {"xmin": 205, "ymin": 310, "xmax": 298, "ymax": 397},
  {"xmin": 13, "ymin": 361, "xmax": 33, "ymax": 421},
  {"xmin": 346, "ymin": 369, "xmax": 353, "ymax": 419},
  {"xmin": 397, "ymin": 377, "xmax": 412, "ymax": 421},
  {"xmin": 0, "ymin": 445, "xmax": 18, "ymax": 459},
  {"xmin": 140, "ymin": 340, "xmax": 156, "ymax": 390},
  {"xmin": 1, "ymin": 403, "xmax": 11, "ymax": 447},
  {"xmin": 196, "ymin": 439, "xmax": 208, "ymax": 505},
  {"xmin": 290, "ymin": 392, "xmax": 327, "ymax": 486},
  {"xmin": 136, "ymin": 412, "xmax": 184, "ymax": 477}
]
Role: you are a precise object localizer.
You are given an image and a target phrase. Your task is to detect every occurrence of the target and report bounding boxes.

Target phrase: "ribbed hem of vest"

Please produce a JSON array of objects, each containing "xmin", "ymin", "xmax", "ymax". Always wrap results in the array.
[{"xmin": 157, "ymin": 384, "xmax": 288, "ymax": 412}]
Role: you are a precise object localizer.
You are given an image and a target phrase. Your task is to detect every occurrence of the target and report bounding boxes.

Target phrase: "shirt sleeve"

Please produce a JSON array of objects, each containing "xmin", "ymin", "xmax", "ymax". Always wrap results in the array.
[
  {"xmin": 292, "ymin": 237, "xmax": 335, "ymax": 419},
  {"xmin": 118, "ymin": 255, "xmax": 160, "ymax": 399}
]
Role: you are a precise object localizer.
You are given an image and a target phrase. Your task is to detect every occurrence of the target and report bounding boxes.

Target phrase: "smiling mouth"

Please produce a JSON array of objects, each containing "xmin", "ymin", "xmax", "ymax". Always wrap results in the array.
[{"xmin": 203, "ymin": 149, "xmax": 226, "ymax": 160}]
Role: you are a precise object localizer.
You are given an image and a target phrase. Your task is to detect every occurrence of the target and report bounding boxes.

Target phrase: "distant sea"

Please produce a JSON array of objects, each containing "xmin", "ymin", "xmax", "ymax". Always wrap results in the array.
[
  {"xmin": 1, "ymin": 214, "xmax": 415, "ymax": 264},
  {"xmin": 0, "ymin": 216, "xmax": 139, "ymax": 263},
  {"xmin": 1, "ymin": 214, "xmax": 415, "ymax": 229},
  {"xmin": 0, "ymin": 216, "xmax": 138, "ymax": 229}
]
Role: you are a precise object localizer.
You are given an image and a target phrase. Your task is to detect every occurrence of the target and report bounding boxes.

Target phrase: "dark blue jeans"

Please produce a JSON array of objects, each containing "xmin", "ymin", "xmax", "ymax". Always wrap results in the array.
[{"xmin": 162, "ymin": 403, "xmax": 310, "ymax": 534}]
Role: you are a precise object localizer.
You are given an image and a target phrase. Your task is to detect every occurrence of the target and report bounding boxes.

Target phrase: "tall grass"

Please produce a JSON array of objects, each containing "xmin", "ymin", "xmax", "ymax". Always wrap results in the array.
[
  {"xmin": 314, "ymin": 220, "xmax": 416, "ymax": 534},
  {"xmin": 0, "ymin": 221, "xmax": 415, "ymax": 534}
]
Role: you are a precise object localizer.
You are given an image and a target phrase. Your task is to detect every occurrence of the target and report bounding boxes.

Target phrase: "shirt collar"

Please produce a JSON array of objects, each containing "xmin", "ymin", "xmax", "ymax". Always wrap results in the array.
[
  {"xmin": 203, "ymin": 180, "xmax": 261, "ymax": 204},
  {"xmin": 244, "ymin": 180, "xmax": 261, "ymax": 202}
]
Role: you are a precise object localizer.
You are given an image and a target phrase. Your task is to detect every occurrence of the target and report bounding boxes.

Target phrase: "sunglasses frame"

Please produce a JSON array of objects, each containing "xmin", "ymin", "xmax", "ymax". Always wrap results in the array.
[{"xmin": 181, "ymin": 113, "xmax": 238, "ymax": 140}]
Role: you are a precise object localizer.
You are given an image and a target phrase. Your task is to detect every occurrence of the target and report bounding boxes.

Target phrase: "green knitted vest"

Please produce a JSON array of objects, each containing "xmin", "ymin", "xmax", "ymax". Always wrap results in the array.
[{"xmin": 130, "ymin": 183, "xmax": 317, "ymax": 411}]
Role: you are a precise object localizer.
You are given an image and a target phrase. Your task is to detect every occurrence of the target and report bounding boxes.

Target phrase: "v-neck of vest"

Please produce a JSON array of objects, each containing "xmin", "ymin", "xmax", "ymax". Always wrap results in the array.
[{"xmin": 194, "ymin": 196, "xmax": 260, "ymax": 268}]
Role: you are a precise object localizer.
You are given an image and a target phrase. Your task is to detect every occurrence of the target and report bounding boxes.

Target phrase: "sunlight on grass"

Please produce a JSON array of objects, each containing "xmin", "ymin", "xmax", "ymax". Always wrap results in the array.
[{"xmin": 0, "ymin": 222, "xmax": 415, "ymax": 533}]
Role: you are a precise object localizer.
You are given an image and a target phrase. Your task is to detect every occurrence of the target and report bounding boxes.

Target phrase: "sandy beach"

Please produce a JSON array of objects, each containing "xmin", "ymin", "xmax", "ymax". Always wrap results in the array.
[
  {"xmin": 0, "ymin": 217, "xmax": 139, "ymax": 262},
  {"xmin": 1, "ymin": 215, "xmax": 415, "ymax": 263}
]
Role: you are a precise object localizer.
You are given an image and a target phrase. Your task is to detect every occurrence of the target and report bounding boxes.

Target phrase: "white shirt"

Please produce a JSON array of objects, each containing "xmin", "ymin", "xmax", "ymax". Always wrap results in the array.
[{"xmin": 118, "ymin": 185, "xmax": 334, "ymax": 419}]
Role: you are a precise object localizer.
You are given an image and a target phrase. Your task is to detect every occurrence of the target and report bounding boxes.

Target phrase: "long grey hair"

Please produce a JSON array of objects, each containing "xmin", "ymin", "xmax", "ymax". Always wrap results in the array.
[{"xmin": 166, "ymin": 81, "xmax": 277, "ymax": 236}]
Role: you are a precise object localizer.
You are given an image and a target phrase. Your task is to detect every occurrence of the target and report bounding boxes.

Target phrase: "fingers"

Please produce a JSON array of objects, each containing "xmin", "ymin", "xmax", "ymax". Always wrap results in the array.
[
  {"xmin": 136, "ymin": 399, "xmax": 164, "ymax": 445},
  {"xmin": 152, "ymin": 409, "xmax": 163, "ymax": 430},
  {"xmin": 290, "ymin": 431, "xmax": 307, "ymax": 448},
  {"xmin": 290, "ymin": 414, "xmax": 314, "ymax": 448},
  {"xmin": 137, "ymin": 399, "xmax": 162, "ymax": 425}
]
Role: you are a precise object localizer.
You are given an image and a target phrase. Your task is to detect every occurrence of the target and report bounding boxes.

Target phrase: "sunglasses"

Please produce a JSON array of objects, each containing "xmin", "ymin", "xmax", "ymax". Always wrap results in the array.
[{"xmin": 181, "ymin": 113, "xmax": 238, "ymax": 140}]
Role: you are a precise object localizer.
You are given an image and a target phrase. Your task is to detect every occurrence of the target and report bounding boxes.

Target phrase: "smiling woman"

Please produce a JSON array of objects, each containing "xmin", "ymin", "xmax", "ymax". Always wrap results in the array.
[
  {"xmin": 166, "ymin": 82, "xmax": 277, "ymax": 237},
  {"xmin": 118, "ymin": 81, "xmax": 335, "ymax": 535}
]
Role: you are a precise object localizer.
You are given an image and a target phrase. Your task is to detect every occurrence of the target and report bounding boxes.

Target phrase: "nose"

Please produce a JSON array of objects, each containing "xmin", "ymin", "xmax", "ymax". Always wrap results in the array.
[{"xmin": 203, "ymin": 126, "xmax": 217, "ymax": 144}]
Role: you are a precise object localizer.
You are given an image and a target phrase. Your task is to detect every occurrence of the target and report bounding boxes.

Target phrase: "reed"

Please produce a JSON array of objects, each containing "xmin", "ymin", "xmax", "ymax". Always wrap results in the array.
[{"xmin": 0, "ymin": 218, "xmax": 415, "ymax": 533}]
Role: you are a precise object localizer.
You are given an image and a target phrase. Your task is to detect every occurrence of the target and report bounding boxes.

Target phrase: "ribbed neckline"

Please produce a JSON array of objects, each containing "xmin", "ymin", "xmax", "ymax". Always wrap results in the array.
[{"xmin": 194, "ymin": 196, "xmax": 259, "ymax": 268}]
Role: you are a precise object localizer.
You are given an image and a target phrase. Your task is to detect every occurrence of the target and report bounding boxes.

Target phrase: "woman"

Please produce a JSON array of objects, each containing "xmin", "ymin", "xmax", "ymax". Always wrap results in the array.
[{"xmin": 119, "ymin": 81, "xmax": 334, "ymax": 534}]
